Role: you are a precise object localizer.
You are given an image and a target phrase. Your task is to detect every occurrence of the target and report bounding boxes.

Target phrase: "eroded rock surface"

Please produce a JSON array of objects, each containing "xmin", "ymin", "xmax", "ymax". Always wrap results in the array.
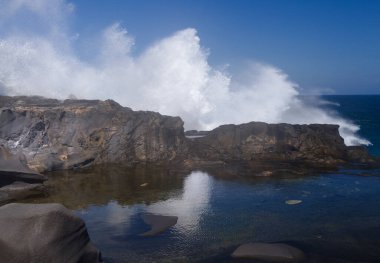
[{"xmin": 0, "ymin": 203, "xmax": 102, "ymax": 263}]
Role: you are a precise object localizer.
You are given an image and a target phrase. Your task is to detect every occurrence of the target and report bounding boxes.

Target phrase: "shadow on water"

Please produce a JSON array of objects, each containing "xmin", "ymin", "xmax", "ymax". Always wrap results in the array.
[{"xmin": 23, "ymin": 164, "xmax": 380, "ymax": 262}]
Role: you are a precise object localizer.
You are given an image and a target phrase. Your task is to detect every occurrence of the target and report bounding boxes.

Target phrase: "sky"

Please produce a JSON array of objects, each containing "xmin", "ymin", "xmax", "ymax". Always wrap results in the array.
[
  {"xmin": 69, "ymin": 0, "xmax": 380, "ymax": 94},
  {"xmin": 0, "ymin": 0, "xmax": 374, "ymax": 145}
]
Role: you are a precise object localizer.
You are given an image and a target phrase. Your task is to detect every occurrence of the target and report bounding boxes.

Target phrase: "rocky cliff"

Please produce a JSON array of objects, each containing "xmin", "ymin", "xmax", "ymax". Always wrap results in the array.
[
  {"xmin": 0, "ymin": 96, "xmax": 187, "ymax": 172},
  {"xmin": 0, "ymin": 96, "xmax": 375, "ymax": 173},
  {"xmin": 187, "ymin": 122, "xmax": 373, "ymax": 164}
]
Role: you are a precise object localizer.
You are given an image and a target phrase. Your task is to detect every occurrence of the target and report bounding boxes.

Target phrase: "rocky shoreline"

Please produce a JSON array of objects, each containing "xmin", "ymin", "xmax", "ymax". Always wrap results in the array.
[
  {"xmin": 0, "ymin": 95, "xmax": 375, "ymax": 174},
  {"xmin": 0, "ymin": 95, "xmax": 378, "ymax": 263},
  {"xmin": 0, "ymin": 95, "xmax": 377, "ymax": 205}
]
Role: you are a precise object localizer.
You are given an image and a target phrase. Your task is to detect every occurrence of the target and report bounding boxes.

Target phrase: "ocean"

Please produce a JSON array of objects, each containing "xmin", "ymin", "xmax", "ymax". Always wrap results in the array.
[
  {"xmin": 26, "ymin": 95, "xmax": 380, "ymax": 262},
  {"xmin": 323, "ymin": 95, "xmax": 380, "ymax": 156}
]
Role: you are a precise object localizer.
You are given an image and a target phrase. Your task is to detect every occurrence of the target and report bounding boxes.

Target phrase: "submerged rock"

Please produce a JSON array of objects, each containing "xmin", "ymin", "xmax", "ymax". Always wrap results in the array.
[
  {"xmin": 0, "ymin": 203, "xmax": 102, "ymax": 263},
  {"xmin": 286, "ymin": 200, "xmax": 303, "ymax": 205},
  {"xmin": 140, "ymin": 213, "xmax": 178, "ymax": 236},
  {"xmin": 231, "ymin": 242, "xmax": 305, "ymax": 262}
]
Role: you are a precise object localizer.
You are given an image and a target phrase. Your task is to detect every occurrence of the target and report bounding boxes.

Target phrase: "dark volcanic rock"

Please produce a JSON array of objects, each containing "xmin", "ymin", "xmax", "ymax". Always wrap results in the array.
[
  {"xmin": 0, "ymin": 203, "xmax": 102, "ymax": 263},
  {"xmin": 0, "ymin": 96, "xmax": 187, "ymax": 172},
  {"xmin": 0, "ymin": 96, "xmax": 375, "ymax": 172}
]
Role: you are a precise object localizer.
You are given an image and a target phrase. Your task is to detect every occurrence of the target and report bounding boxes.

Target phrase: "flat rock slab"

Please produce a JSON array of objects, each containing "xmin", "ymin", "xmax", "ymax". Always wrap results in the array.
[
  {"xmin": 0, "ymin": 181, "xmax": 45, "ymax": 204},
  {"xmin": 231, "ymin": 242, "xmax": 305, "ymax": 262},
  {"xmin": 0, "ymin": 203, "xmax": 102, "ymax": 263},
  {"xmin": 140, "ymin": 213, "xmax": 178, "ymax": 236}
]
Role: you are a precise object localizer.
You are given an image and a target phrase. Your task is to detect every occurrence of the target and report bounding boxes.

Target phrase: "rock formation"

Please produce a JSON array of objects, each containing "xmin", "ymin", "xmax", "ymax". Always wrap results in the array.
[
  {"xmin": 0, "ymin": 96, "xmax": 375, "ymax": 173},
  {"xmin": 0, "ymin": 203, "xmax": 102, "ymax": 263},
  {"xmin": 188, "ymin": 122, "xmax": 374, "ymax": 165},
  {"xmin": 0, "ymin": 96, "xmax": 187, "ymax": 172}
]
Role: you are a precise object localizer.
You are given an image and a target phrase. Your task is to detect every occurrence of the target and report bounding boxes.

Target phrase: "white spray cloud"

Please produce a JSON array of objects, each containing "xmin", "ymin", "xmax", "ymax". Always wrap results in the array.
[{"xmin": 0, "ymin": 0, "xmax": 370, "ymax": 146}]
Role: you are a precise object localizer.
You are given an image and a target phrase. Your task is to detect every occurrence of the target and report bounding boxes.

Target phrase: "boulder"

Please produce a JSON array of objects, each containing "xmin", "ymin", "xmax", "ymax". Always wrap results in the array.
[
  {"xmin": 140, "ymin": 213, "xmax": 178, "ymax": 236},
  {"xmin": 0, "ymin": 203, "xmax": 102, "ymax": 263},
  {"xmin": 231, "ymin": 242, "xmax": 305, "ymax": 262}
]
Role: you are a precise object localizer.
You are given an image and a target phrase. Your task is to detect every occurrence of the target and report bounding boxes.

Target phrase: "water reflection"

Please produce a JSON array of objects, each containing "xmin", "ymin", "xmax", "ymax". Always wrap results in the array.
[
  {"xmin": 147, "ymin": 171, "xmax": 212, "ymax": 234},
  {"xmin": 27, "ymin": 165, "xmax": 187, "ymax": 209},
  {"xmin": 24, "ymin": 165, "xmax": 380, "ymax": 262}
]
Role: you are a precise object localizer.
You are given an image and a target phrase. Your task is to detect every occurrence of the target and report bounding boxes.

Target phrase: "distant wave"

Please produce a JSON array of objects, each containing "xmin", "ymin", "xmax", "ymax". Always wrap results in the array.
[{"xmin": 0, "ymin": 0, "xmax": 370, "ymax": 146}]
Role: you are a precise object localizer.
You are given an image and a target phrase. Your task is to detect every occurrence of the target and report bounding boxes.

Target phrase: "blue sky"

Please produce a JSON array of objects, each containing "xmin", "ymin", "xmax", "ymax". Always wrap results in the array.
[{"xmin": 70, "ymin": 0, "xmax": 380, "ymax": 94}]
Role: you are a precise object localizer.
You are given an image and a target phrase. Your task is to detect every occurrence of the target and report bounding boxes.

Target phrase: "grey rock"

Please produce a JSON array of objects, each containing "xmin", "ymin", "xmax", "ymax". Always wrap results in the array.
[
  {"xmin": 140, "ymin": 213, "xmax": 178, "ymax": 236},
  {"xmin": 0, "ymin": 203, "xmax": 102, "ymax": 263},
  {"xmin": 231, "ymin": 242, "xmax": 305, "ymax": 262}
]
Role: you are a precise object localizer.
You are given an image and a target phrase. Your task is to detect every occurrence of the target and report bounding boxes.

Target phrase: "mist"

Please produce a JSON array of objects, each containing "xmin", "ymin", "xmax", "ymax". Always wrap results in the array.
[{"xmin": 0, "ymin": 0, "xmax": 370, "ymax": 146}]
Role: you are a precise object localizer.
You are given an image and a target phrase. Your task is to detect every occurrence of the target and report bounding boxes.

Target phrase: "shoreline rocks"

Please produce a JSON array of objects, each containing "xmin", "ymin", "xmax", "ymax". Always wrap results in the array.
[
  {"xmin": 0, "ymin": 95, "xmax": 376, "ymax": 173},
  {"xmin": 0, "ymin": 203, "xmax": 102, "ymax": 263}
]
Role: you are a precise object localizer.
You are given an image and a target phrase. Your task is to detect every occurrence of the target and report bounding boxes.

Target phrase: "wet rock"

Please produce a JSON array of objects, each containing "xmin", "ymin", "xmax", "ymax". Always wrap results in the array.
[
  {"xmin": 140, "ymin": 213, "xmax": 178, "ymax": 236},
  {"xmin": 231, "ymin": 242, "xmax": 305, "ymax": 262},
  {"xmin": 0, "ymin": 203, "xmax": 102, "ymax": 263}
]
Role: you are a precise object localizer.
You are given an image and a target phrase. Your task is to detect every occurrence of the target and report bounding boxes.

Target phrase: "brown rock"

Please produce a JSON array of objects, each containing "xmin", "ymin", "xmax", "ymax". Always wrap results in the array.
[{"xmin": 231, "ymin": 242, "xmax": 305, "ymax": 262}]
